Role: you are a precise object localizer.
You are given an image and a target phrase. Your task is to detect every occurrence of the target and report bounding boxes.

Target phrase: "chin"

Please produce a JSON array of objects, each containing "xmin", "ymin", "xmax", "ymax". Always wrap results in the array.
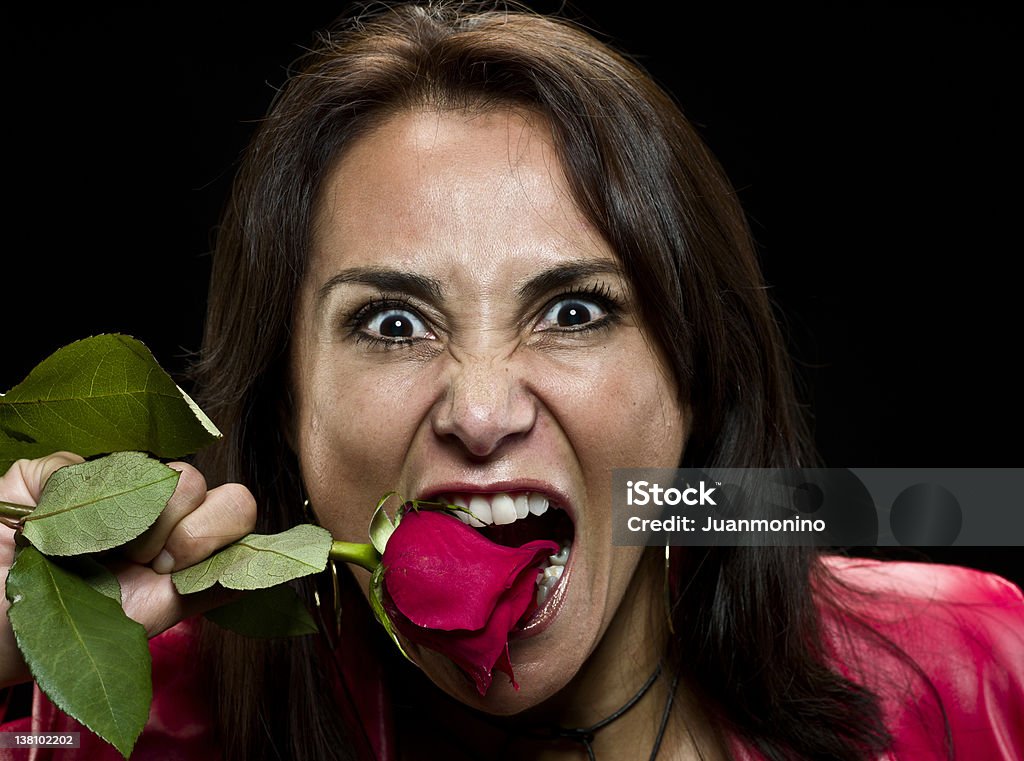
[
  {"xmin": 383, "ymin": 475, "xmax": 643, "ymax": 716},
  {"xmin": 408, "ymin": 546, "xmax": 616, "ymax": 717},
  {"xmin": 415, "ymin": 643, "xmax": 580, "ymax": 716}
]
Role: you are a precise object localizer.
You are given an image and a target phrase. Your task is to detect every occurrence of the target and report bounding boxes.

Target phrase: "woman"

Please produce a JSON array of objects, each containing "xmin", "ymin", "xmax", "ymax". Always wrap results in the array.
[{"xmin": 2, "ymin": 3, "xmax": 1021, "ymax": 760}]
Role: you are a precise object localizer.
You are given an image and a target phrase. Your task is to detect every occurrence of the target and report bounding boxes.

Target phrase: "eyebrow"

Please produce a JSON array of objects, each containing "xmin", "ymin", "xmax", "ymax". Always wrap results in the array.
[
  {"xmin": 316, "ymin": 260, "xmax": 625, "ymax": 307},
  {"xmin": 515, "ymin": 261, "xmax": 625, "ymax": 304},
  {"xmin": 316, "ymin": 268, "xmax": 445, "ymax": 306}
]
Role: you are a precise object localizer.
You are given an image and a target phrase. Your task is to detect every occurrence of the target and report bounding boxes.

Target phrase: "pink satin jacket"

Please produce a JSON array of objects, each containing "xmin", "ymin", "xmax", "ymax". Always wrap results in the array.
[{"xmin": 2, "ymin": 558, "xmax": 1021, "ymax": 760}]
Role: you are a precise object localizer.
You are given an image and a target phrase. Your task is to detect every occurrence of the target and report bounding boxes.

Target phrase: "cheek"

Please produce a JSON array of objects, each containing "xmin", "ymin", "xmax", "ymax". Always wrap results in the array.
[
  {"xmin": 294, "ymin": 357, "xmax": 437, "ymax": 540},
  {"xmin": 543, "ymin": 336, "xmax": 685, "ymax": 473}
]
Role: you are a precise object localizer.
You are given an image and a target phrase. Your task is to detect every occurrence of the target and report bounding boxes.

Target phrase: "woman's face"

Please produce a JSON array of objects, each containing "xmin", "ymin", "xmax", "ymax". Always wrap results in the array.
[{"xmin": 290, "ymin": 107, "xmax": 687, "ymax": 712}]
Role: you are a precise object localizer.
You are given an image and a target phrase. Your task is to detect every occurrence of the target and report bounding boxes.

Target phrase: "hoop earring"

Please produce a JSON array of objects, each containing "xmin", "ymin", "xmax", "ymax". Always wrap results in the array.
[
  {"xmin": 304, "ymin": 498, "xmax": 342, "ymax": 644},
  {"xmin": 664, "ymin": 543, "xmax": 676, "ymax": 636}
]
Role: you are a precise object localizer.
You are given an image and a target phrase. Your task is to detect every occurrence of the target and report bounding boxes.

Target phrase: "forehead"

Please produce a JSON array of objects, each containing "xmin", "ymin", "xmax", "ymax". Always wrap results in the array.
[{"xmin": 309, "ymin": 107, "xmax": 615, "ymax": 281}]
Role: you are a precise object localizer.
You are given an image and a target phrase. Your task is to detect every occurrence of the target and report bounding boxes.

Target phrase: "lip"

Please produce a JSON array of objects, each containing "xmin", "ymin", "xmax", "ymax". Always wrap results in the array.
[{"xmin": 513, "ymin": 545, "xmax": 573, "ymax": 639}]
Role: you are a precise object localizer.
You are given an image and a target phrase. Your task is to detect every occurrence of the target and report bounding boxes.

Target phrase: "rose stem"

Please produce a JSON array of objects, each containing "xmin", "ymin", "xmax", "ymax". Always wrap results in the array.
[
  {"xmin": 329, "ymin": 541, "xmax": 381, "ymax": 572},
  {"xmin": 0, "ymin": 501, "xmax": 33, "ymax": 519}
]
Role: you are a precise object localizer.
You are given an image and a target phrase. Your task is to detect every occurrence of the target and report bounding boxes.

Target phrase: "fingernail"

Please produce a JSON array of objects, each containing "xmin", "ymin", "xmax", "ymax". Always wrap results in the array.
[{"xmin": 152, "ymin": 549, "xmax": 175, "ymax": 574}]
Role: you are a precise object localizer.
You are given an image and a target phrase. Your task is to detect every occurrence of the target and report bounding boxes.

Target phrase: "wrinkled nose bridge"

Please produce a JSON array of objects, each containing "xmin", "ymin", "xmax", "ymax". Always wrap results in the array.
[
  {"xmin": 432, "ymin": 346, "xmax": 535, "ymax": 456},
  {"xmin": 451, "ymin": 351, "xmax": 516, "ymax": 419}
]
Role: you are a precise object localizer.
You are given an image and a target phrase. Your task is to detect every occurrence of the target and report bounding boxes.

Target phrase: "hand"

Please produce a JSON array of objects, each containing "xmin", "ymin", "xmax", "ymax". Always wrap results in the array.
[{"xmin": 0, "ymin": 452, "xmax": 257, "ymax": 688}]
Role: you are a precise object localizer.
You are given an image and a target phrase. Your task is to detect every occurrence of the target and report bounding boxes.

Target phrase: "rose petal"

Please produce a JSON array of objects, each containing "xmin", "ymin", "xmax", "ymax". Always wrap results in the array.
[
  {"xmin": 380, "ymin": 508, "xmax": 560, "ymax": 694},
  {"xmin": 383, "ymin": 509, "xmax": 557, "ymax": 631},
  {"xmin": 386, "ymin": 562, "xmax": 540, "ymax": 694}
]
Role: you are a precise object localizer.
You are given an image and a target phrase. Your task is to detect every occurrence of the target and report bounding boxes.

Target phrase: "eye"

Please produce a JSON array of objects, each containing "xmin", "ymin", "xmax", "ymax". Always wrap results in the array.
[
  {"xmin": 535, "ymin": 297, "xmax": 608, "ymax": 331},
  {"xmin": 362, "ymin": 307, "xmax": 433, "ymax": 341}
]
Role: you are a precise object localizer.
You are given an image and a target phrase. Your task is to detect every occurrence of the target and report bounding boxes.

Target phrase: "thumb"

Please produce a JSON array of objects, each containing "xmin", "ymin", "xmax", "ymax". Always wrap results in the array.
[{"xmin": 10, "ymin": 451, "xmax": 86, "ymax": 505}]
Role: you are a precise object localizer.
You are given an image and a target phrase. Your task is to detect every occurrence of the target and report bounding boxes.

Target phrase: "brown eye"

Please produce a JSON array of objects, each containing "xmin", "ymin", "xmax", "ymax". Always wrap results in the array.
[
  {"xmin": 536, "ymin": 298, "xmax": 607, "ymax": 331},
  {"xmin": 364, "ymin": 308, "xmax": 433, "ymax": 341},
  {"xmin": 557, "ymin": 302, "xmax": 592, "ymax": 326}
]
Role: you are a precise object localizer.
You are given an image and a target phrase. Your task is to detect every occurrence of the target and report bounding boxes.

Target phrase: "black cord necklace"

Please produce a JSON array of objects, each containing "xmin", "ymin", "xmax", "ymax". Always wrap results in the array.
[{"xmin": 518, "ymin": 662, "xmax": 680, "ymax": 761}]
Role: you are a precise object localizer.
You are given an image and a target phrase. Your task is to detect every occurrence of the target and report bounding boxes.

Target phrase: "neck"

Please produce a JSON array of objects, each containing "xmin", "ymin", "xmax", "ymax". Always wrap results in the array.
[{"xmin": 527, "ymin": 550, "xmax": 675, "ymax": 758}]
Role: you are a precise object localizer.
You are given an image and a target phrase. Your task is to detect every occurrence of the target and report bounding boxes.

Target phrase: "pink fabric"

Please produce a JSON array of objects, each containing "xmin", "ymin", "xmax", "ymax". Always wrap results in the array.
[
  {"xmin": 0, "ymin": 620, "xmax": 219, "ymax": 761},
  {"xmin": 730, "ymin": 558, "xmax": 1024, "ymax": 760},
  {"xmin": 2, "ymin": 558, "xmax": 1021, "ymax": 760}
]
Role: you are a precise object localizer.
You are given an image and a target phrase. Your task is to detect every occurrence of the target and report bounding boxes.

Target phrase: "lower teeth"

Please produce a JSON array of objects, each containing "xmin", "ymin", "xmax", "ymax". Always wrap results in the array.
[{"xmin": 535, "ymin": 542, "xmax": 571, "ymax": 606}]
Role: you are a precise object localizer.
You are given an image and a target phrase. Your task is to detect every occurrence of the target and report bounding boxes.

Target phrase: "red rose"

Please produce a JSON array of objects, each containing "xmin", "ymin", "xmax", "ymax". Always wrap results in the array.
[{"xmin": 381, "ymin": 509, "xmax": 558, "ymax": 695}]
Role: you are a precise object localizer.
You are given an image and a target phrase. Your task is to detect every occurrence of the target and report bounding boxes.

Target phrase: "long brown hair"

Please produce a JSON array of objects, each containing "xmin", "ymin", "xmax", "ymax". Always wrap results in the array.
[{"xmin": 194, "ymin": 3, "xmax": 889, "ymax": 759}]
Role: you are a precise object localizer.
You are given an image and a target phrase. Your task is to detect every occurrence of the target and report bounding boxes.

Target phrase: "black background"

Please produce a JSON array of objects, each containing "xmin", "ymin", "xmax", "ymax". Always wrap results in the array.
[{"xmin": 4, "ymin": 6, "xmax": 1021, "ymax": 584}]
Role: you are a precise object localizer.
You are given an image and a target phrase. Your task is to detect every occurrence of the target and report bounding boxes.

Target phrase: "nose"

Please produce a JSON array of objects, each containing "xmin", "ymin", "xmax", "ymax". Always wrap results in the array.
[{"xmin": 430, "ymin": 351, "xmax": 537, "ymax": 458}]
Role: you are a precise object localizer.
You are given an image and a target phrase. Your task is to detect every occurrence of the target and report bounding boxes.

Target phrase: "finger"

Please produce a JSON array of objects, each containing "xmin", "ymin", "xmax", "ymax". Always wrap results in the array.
[
  {"xmin": 1, "ymin": 451, "xmax": 84, "ymax": 688},
  {"xmin": 0, "ymin": 451, "xmax": 85, "ymax": 505},
  {"xmin": 152, "ymin": 483, "xmax": 257, "ymax": 574},
  {"xmin": 114, "ymin": 563, "xmax": 243, "ymax": 638},
  {"xmin": 0, "ymin": 629, "xmax": 30, "ymax": 687},
  {"xmin": 0, "ymin": 566, "xmax": 29, "ymax": 687},
  {"xmin": 122, "ymin": 462, "xmax": 207, "ymax": 565}
]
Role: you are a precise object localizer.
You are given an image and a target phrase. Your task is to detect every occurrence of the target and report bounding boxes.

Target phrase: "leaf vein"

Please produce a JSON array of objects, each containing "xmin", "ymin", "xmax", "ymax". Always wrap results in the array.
[
  {"xmin": 41, "ymin": 558, "xmax": 124, "ymax": 737},
  {"xmin": 3, "ymin": 390, "xmax": 186, "ymax": 405},
  {"xmin": 233, "ymin": 543, "xmax": 324, "ymax": 570},
  {"xmin": 24, "ymin": 473, "xmax": 177, "ymax": 522}
]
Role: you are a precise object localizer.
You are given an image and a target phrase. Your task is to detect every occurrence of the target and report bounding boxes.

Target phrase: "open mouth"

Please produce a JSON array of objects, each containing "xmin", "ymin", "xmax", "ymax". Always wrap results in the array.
[{"xmin": 434, "ymin": 491, "xmax": 575, "ymax": 607}]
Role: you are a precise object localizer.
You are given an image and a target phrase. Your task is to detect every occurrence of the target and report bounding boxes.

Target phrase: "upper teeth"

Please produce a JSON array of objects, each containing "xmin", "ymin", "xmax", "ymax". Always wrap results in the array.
[{"xmin": 445, "ymin": 491, "xmax": 549, "ymax": 527}]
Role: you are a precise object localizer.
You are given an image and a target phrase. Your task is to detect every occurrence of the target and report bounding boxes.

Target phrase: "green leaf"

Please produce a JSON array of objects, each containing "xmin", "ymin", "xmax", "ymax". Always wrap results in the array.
[
  {"xmin": 6, "ymin": 546, "xmax": 151, "ymax": 758},
  {"xmin": 171, "ymin": 524, "xmax": 332, "ymax": 594},
  {"xmin": 204, "ymin": 585, "xmax": 318, "ymax": 638},
  {"xmin": 0, "ymin": 334, "xmax": 221, "ymax": 471},
  {"xmin": 21, "ymin": 451, "xmax": 179, "ymax": 556},
  {"xmin": 52, "ymin": 556, "xmax": 122, "ymax": 604}
]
